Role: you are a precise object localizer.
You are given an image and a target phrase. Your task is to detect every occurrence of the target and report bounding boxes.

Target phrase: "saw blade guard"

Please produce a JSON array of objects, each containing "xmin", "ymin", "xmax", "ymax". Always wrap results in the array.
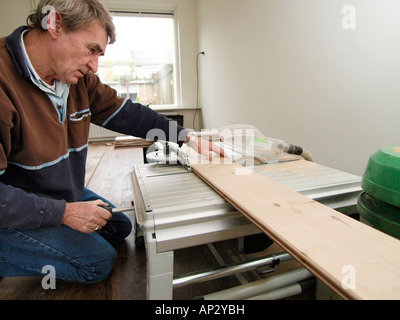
[
  {"xmin": 215, "ymin": 124, "xmax": 314, "ymax": 164},
  {"xmin": 216, "ymin": 125, "xmax": 286, "ymax": 164}
]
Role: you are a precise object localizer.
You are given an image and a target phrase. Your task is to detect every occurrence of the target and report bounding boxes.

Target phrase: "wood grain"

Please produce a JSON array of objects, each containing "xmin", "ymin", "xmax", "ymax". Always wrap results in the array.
[{"xmin": 191, "ymin": 161, "xmax": 400, "ymax": 300}]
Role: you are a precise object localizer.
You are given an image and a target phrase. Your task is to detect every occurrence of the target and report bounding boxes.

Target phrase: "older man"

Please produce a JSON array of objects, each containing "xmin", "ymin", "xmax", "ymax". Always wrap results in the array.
[{"xmin": 0, "ymin": 0, "xmax": 223, "ymax": 284}]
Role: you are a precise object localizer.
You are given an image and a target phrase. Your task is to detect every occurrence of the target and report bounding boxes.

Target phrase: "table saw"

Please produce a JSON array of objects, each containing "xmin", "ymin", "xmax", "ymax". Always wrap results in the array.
[{"xmin": 130, "ymin": 154, "xmax": 362, "ymax": 300}]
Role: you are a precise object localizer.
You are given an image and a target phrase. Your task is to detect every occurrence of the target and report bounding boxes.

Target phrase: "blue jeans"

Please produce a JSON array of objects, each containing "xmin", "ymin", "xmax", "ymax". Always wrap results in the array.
[{"xmin": 0, "ymin": 189, "xmax": 132, "ymax": 283}]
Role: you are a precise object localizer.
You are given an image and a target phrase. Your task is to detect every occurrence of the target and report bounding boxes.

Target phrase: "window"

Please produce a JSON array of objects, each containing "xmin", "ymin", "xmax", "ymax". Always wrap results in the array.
[{"xmin": 98, "ymin": 12, "xmax": 177, "ymax": 108}]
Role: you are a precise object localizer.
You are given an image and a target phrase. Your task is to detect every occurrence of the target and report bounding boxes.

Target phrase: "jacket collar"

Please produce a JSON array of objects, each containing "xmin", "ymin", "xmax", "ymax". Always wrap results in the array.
[{"xmin": 5, "ymin": 26, "xmax": 32, "ymax": 79}]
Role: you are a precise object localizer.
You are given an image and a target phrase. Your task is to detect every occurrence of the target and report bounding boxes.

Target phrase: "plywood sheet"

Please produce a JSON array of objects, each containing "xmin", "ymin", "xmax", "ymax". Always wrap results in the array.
[{"xmin": 191, "ymin": 161, "xmax": 400, "ymax": 300}]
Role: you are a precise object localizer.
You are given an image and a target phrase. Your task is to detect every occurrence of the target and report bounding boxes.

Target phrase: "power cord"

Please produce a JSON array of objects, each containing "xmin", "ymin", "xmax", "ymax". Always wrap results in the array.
[{"xmin": 193, "ymin": 51, "xmax": 205, "ymax": 131}]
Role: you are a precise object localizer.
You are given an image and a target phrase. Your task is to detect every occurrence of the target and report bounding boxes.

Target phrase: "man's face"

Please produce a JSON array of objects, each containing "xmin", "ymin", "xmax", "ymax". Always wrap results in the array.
[{"xmin": 51, "ymin": 21, "xmax": 108, "ymax": 84}]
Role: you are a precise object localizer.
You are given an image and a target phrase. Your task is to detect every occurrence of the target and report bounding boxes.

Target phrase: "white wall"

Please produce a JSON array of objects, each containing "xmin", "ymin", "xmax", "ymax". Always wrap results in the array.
[
  {"xmin": 0, "ymin": 0, "xmax": 31, "ymax": 36},
  {"xmin": 197, "ymin": 0, "xmax": 400, "ymax": 175}
]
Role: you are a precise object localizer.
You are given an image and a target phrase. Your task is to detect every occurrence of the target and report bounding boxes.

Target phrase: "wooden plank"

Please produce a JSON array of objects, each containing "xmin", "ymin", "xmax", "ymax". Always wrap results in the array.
[
  {"xmin": 191, "ymin": 161, "xmax": 400, "ymax": 300},
  {"xmin": 86, "ymin": 145, "xmax": 125, "ymax": 206},
  {"xmin": 85, "ymin": 143, "xmax": 106, "ymax": 187},
  {"xmin": 114, "ymin": 136, "xmax": 154, "ymax": 149}
]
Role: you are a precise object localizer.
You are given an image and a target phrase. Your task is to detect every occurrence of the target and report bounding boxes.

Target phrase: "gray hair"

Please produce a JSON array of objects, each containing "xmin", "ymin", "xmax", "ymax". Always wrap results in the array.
[{"xmin": 26, "ymin": 0, "xmax": 116, "ymax": 44}]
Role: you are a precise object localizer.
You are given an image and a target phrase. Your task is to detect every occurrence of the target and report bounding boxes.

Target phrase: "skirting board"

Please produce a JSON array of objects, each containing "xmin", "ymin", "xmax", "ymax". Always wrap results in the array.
[{"xmin": 191, "ymin": 161, "xmax": 400, "ymax": 300}]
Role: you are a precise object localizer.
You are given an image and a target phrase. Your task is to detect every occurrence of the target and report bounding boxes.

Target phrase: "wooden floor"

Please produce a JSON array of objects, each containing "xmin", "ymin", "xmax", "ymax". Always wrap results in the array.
[{"xmin": 0, "ymin": 142, "xmax": 311, "ymax": 300}]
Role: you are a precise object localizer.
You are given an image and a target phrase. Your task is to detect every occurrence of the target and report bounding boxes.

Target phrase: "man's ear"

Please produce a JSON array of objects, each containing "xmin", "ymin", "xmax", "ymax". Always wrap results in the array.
[{"xmin": 47, "ymin": 11, "xmax": 63, "ymax": 39}]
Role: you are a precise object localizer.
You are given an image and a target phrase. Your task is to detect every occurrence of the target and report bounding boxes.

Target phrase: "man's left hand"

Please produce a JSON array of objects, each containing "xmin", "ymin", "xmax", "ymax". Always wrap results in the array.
[{"xmin": 185, "ymin": 133, "xmax": 225, "ymax": 161}]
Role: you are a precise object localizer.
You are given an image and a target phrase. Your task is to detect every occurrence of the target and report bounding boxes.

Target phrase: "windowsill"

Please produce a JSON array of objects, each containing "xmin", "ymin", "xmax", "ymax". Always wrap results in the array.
[{"xmin": 150, "ymin": 105, "xmax": 201, "ymax": 112}]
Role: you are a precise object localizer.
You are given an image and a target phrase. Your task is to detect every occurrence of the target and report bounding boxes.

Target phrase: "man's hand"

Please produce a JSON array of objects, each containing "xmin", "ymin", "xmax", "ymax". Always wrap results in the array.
[
  {"xmin": 62, "ymin": 199, "xmax": 112, "ymax": 233},
  {"xmin": 185, "ymin": 133, "xmax": 225, "ymax": 161}
]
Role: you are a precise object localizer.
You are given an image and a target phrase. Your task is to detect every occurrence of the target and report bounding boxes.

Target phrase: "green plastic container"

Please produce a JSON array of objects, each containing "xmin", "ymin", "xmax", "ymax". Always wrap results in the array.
[
  {"xmin": 361, "ymin": 146, "xmax": 400, "ymax": 207},
  {"xmin": 357, "ymin": 146, "xmax": 400, "ymax": 239},
  {"xmin": 357, "ymin": 192, "xmax": 400, "ymax": 239}
]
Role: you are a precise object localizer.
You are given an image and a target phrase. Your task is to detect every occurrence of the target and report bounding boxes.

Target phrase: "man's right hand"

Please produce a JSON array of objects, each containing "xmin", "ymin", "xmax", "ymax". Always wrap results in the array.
[{"xmin": 62, "ymin": 199, "xmax": 112, "ymax": 233}]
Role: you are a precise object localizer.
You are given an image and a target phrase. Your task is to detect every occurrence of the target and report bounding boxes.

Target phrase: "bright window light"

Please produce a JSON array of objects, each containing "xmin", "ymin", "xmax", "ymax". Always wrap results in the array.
[{"xmin": 98, "ymin": 13, "xmax": 177, "ymax": 107}]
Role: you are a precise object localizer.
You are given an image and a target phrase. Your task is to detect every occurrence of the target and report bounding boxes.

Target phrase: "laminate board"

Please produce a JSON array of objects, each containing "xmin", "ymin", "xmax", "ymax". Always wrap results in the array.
[{"xmin": 191, "ymin": 161, "xmax": 400, "ymax": 300}]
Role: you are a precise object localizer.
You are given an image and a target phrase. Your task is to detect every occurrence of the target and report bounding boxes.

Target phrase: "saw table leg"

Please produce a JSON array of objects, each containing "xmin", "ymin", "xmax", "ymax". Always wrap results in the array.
[{"xmin": 145, "ymin": 229, "xmax": 174, "ymax": 300}]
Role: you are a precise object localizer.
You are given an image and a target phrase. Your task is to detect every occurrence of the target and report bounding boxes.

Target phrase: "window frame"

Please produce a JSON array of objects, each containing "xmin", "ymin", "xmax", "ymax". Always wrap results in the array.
[{"xmin": 101, "ymin": 9, "xmax": 182, "ymax": 110}]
